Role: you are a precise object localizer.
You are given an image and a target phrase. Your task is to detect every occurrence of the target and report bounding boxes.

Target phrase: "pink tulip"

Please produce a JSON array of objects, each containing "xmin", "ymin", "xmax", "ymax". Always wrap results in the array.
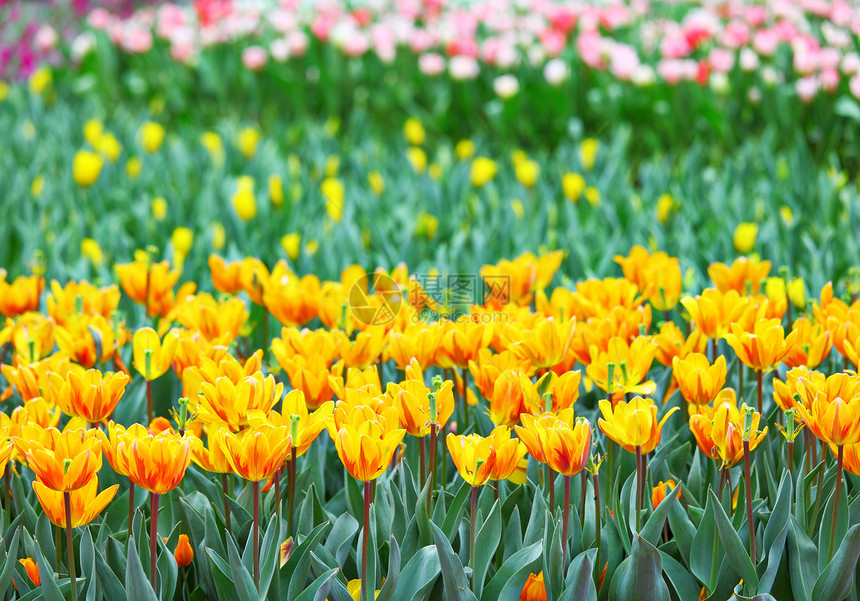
[{"xmin": 241, "ymin": 45, "xmax": 268, "ymax": 70}]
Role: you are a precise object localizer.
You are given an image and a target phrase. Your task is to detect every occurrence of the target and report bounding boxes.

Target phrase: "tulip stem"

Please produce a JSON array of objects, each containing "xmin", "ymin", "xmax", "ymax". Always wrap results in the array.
[
  {"xmin": 4, "ymin": 465, "xmax": 10, "ymax": 524},
  {"xmin": 580, "ymin": 472, "xmax": 587, "ymax": 527},
  {"xmin": 146, "ymin": 379, "xmax": 153, "ymax": 425},
  {"xmin": 428, "ymin": 424, "xmax": 437, "ymax": 514},
  {"xmin": 253, "ymin": 481, "xmax": 260, "ymax": 591},
  {"xmin": 64, "ymin": 492, "xmax": 77, "ymax": 601},
  {"xmin": 55, "ymin": 525, "xmax": 63, "ymax": 576},
  {"xmin": 221, "ymin": 474, "xmax": 232, "ymax": 535},
  {"xmin": 756, "ymin": 370, "xmax": 763, "ymax": 414},
  {"xmin": 362, "ymin": 481, "xmax": 371, "ymax": 601},
  {"xmin": 419, "ymin": 436, "xmax": 426, "ymax": 491},
  {"xmin": 150, "ymin": 493, "xmax": 159, "ymax": 591},
  {"xmin": 128, "ymin": 483, "xmax": 135, "ymax": 541},
  {"xmin": 462, "ymin": 368, "xmax": 470, "ymax": 432},
  {"xmin": 717, "ymin": 466, "xmax": 725, "ymax": 499},
  {"xmin": 262, "ymin": 307, "xmax": 270, "ymax": 357},
  {"xmin": 635, "ymin": 446, "xmax": 643, "ymax": 532},
  {"xmin": 593, "ymin": 472, "xmax": 601, "ymax": 588},
  {"xmin": 274, "ymin": 468, "xmax": 281, "ymax": 520},
  {"xmin": 742, "ymin": 440, "xmax": 755, "ymax": 565},
  {"xmin": 288, "ymin": 447, "xmax": 297, "ymax": 537},
  {"xmin": 829, "ymin": 444, "xmax": 844, "ymax": 562},
  {"xmin": 546, "ymin": 465, "xmax": 555, "ymax": 511},
  {"xmin": 470, "ymin": 485, "xmax": 478, "ymax": 593},
  {"xmin": 562, "ymin": 476, "xmax": 571, "ymax": 567},
  {"xmin": 710, "ymin": 338, "xmax": 717, "ymax": 363}
]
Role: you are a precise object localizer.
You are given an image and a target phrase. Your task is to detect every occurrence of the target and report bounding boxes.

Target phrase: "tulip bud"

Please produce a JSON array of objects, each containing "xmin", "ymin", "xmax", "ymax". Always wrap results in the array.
[
  {"xmin": 606, "ymin": 362, "xmax": 616, "ymax": 394},
  {"xmin": 176, "ymin": 397, "xmax": 189, "ymax": 434},
  {"xmin": 290, "ymin": 415, "xmax": 300, "ymax": 447},
  {"xmin": 432, "ymin": 375, "xmax": 443, "ymax": 392},
  {"xmin": 428, "ymin": 392, "xmax": 438, "ymax": 423},
  {"xmin": 785, "ymin": 410, "xmax": 795, "ymax": 439}
]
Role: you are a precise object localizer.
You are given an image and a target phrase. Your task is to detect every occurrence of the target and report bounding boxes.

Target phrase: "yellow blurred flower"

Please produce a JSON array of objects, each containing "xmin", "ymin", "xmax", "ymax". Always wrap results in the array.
[
  {"xmin": 152, "ymin": 197, "xmax": 167, "ymax": 221},
  {"xmin": 656, "ymin": 194, "xmax": 675, "ymax": 223},
  {"xmin": 455, "ymin": 139, "xmax": 475, "ymax": 160},
  {"xmin": 579, "ymin": 138, "xmax": 598, "ymax": 171},
  {"xmin": 269, "ymin": 174, "xmax": 284, "ymax": 206},
  {"xmin": 83, "ymin": 119, "xmax": 103, "ymax": 147},
  {"xmin": 403, "ymin": 118, "xmax": 425, "ymax": 146},
  {"xmin": 471, "ymin": 157, "xmax": 497, "ymax": 187},
  {"xmin": 29, "ymin": 66, "xmax": 52, "ymax": 95},
  {"xmin": 200, "ymin": 131, "xmax": 224, "ymax": 164},
  {"xmin": 126, "ymin": 157, "xmax": 142, "ymax": 179},
  {"xmin": 428, "ymin": 163, "xmax": 442, "ymax": 180},
  {"xmin": 72, "ymin": 150, "xmax": 103, "ymax": 187},
  {"xmin": 0, "ymin": 81, "xmax": 8, "ymax": 101},
  {"xmin": 406, "ymin": 147, "xmax": 427, "ymax": 173},
  {"xmin": 212, "ymin": 223, "xmax": 226, "ymax": 251},
  {"xmin": 780, "ymin": 205, "xmax": 794, "ymax": 226},
  {"xmin": 325, "ymin": 155, "xmax": 340, "ymax": 177},
  {"xmin": 562, "ymin": 173, "xmax": 585, "ymax": 203},
  {"xmin": 232, "ymin": 182, "xmax": 257, "ymax": 221},
  {"xmin": 511, "ymin": 199, "xmax": 525, "ymax": 219},
  {"xmin": 81, "ymin": 238, "xmax": 104, "ymax": 265},
  {"xmin": 321, "ymin": 177, "xmax": 345, "ymax": 222},
  {"xmin": 237, "ymin": 127, "xmax": 260, "ymax": 158},
  {"xmin": 368, "ymin": 170, "xmax": 385, "ymax": 195},
  {"xmin": 171, "ymin": 227, "xmax": 193, "ymax": 264},
  {"xmin": 515, "ymin": 159, "xmax": 540, "ymax": 188},
  {"xmin": 414, "ymin": 212, "xmax": 439, "ymax": 239},
  {"xmin": 139, "ymin": 121, "xmax": 165, "ymax": 153},
  {"xmin": 585, "ymin": 187, "xmax": 600, "ymax": 206},
  {"xmin": 733, "ymin": 222, "xmax": 758, "ymax": 253},
  {"xmin": 281, "ymin": 233, "xmax": 301, "ymax": 260},
  {"xmin": 96, "ymin": 133, "xmax": 122, "ymax": 163},
  {"xmin": 31, "ymin": 175, "xmax": 45, "ymax": 197},
  {"xmin": 306, "ymin": 239, "xmax": 319, "ymax": 256}
]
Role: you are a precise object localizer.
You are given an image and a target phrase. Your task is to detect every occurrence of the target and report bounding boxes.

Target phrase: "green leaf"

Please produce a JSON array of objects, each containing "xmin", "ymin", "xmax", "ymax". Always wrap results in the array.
[
  {"xmin": 757, "ymin": 520, "xmax": 787, "ymax": 595},
  {"xmin": 787, "ymin": 517, "xmax": 818, "ymax": 601},
  {"xmin": 608, "ymin": 535, "xmax": 670, "ymax": 601},
  {"xmin": 482, "ymin": 539, "xmax": 543, "ymax": 601},
  {"xmin": 763, "ymin": 472, "xmax": 791, "ymax": 551},
  {"xmin": 431, "ymin": 521, "xmax": 477, "ymax": 601},
  {"xmin": 293, "ymin": 567, "xmax": 339, "ymax": 601},
  {"xmin": 471, "ymin": 498, "xmax": 500, "ymax": 597},
  {"xmin": 439, "ymin": 479, "xmax": 471, "ymax": 540},
  {"xmin": 324, "ymin": 512, "xmax": 359, "ymax": 567},
  {"xmin": 810, "ymin": 523, "xmax": 860, "ymax": 601},
  {"xmin": 94, "ymin": 536, "xmax": 127, "ymax": 601},
  {"xmin": 659, "ymin": 552, "xmax": 700, "ymax": 601},
  {"xmin": 817, "ymin": 475, "xmax": 848, "ymax": 574},
  {"xmin": 0, "ymin": 527, "xmax": 20, "ymax": 594},
  {"xmin": 666, "ymin": 497, "xmax": 695, "ymax": 567},
  {"xmin": 375, "ymin": 536, "xmax": 400, "ymax": 601},
  {"xmin": 157, "ymin": 531, "xmax": 179, "ymax": 601},
  {"xmin": 390, "ymin": 546, "xmax": 440, "ymax": 600},
  {"xmin": 542, "ymin": 512, "xmax": 564, "ymax": 601},
  {"xmin": 284, "ymin": 521, "xmax": 331, "ymax": 600},
  {"xmin": 640, "ymin": 482, "xmax": 680, "ymax": 547},
  {"xmin": 226, "ymin": 533, "xmax": 259, "ymax": 601},
  {"xmin": 126, "ymin": 536, "xmax": 159, "ymax": 601},
  {"xmin": 559, "ymin": 549, "xmax": 596, "ymax": 601},
  {"xmin": 708, "ymin": 489, "xmax": 758, "ymax": 592},
  {"xmin": 690, "ymin": 493, "xmax": 721, "ymax": 593},
  {"xmin": 207, "ymin": 547, "xmax": 243, "ymax": 601},
  {"xmin": 257, "ymin": 515, "xmax": 283, "ymax": 598}
]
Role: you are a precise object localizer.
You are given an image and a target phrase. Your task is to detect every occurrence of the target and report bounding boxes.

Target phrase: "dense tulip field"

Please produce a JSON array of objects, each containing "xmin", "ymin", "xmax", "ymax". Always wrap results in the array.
[{"xmin": 4, "ymin": 1, "xmax": 860, "ymax": 601}]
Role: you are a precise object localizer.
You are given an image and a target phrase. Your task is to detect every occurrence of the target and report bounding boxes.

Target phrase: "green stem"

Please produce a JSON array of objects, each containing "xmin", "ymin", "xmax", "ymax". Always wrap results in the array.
[
  {"xmin": 562, "ymin": 476, "xmax": 571, "ymax": 567},
  {"xmin": 743, "ymin": 440, "xmax": 755, "ymax": 565},
  {"xmin": 128, "ymin": 483, "xmax": 135, "ymax": 542},
  {"xmin": 635, "ymin": 446, "xmax": 643, "ymax": 532},
  {"xmin": 253, "ymin": 481, "xmax": 260, "ymax": 591},
  {"xmin": 756, "ymin": 370, "xmax": 763, "ymax": 415},
  {"xmin": 593, "ymin": 472, "xmax": 602, "ymax": 588},
  {"xmin": 64, "ymin": 492, "xmax": 77, "ymax": 601},
  {"xmin": 462, "ymin": 367, "xmax": 470, "ymax": 432},
  {"xmin": 288, "ymin": 448, "xmax": 297, "ymax": 537},
  {"xmin": 428, "ymin": 424, "xmax": 437, "ymax": 514},
  {"xmin": 221, "ymin": 474, "xmax": 232, "ymax": 535},
  {"xmin": 362, "ymin": 481, "xmax": 371, "ymax": 601},
  {"xmin": 419, "ymin": 435, "xmax": 426, "ymax": 491},
  {"xmin": 150, "ymin": 493, "xmax": 159, "ymax": 591},
  {"xmin": 470, "ymin": 486, "xmax": 478, "ymax": 593},
  {"xmin": 146, "ymin": 379, "xmax": 153, "ymax": 425},
  {"xmin": 829, "ymin": 445, "xmax": 844, "ymax": 561}
]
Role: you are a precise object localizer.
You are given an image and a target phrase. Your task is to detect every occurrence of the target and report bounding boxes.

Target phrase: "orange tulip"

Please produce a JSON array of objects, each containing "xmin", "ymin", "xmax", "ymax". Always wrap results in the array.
[
  {"xmin": 32, "ymin": 476, "xmax": 117, "ymax": 528},
  {"xmin": 208, "ymin": 255, "xmax": 245, "ymax": 295},
  {"xmin": 0, "ymin": 436, "xmax": 13, "ymax": 478},
  {"xmin": 651, "ymin": 480, "xmax": 681, "ymax": 508},
  {"xmin": 488, "ymin": 370, "xmax": 542, "ymax": 427},
  {"xmin": 793, "ymin": 373, "xmax": 860, "ymax": 446},
  {"xmin": 262, "ymin": 271, "xmax": 321, "ymax": 327},
  {"xmin": 783, "ymin": 318, "xmax": 831, "ymax": 369},
  {"xmin": 48, "ymin": 369, "xmax": 129, "ymax": 425},
  {"xmin": 169, "ymin": 293, "xmax": 248, "ymax": 343},
  {"xmin": 55, "ymin": 314, "xmax": 117, "ymax": 367},
  {"xmin": 387, "ymin": 378, "xmax": 454, "ymax": 437},
  {"xmin": 196, "ymin": 372, "xmax": 283, "ymax": 431},
  {"xmin": 723, "ymin": 318, "xmax": 798, "ymax": 372},
  {"xmin": 219, "ymin": 418, "xmax": 292, "ymax": 482},
  {"xmin": 614, "ymin": 246, "xmax": 682, "ymax": 311},
  {"xmin": 16, "ymin": 426, "xmax": 103, "ymax": 492},
  {"xmin": 19, "ymin": 558, "xmax": 40, "ymax": 587},
  {"xmin": 272, "ymin": 327, "xmax": 345, "ymax": 369},
  {"xmin": 598, "ymin": 397, "xmax": 678, "ymax": 454},
  {"xmin": 0, "ymin": 275, "xmax": 43, "ymax": 317},
  {"xmin": 325, "ymin": 404, "xmax": 405, "ymax": 482},
  {"xmin": 172, "ymin": 330, "xmax": 231, "ymax": 381},
  {"xmin": 652, "ymin": 321, "xmax": 708, "ymax": 367},
  {"xmin": 133, "ymin": 327, "xmax": 180, "ymax": 380},
  {"xmin": 387, "ymin": 324, "xmax": 444, "ymax": 369},
  {"xmin": 672, "ymin": 353, "xmax": 727, "ymax": 405},
  {"xmin": 436, "ymin": 322, "xmax": 493, "ymax": 369},
  {"xmin": 280, "ymin": 355, "xmax": 339, "ymax": 410},
  {"xmin": 174, "ymin": 534, "xmax": 194, "ymax": 567},
  {"xmin": 5, "ymin": 312, "xmax": 55, "ymax": 364},
  {"xmin": 586, "ymin": 336, "xmax": 657, "ymax": 400},
  {"xmin": 709, "ymin": 401, "xmax": 767, "ymax": 468},
  {"xmin": 708, "ymin": 257, "xmax": 771, "ymax": 295},
  {"xmin": 468, "ymin": 349, "xmax": 533, "ymax": 400},
  {"xmin": 485, "ymin": 425, "xmax": 529, "ymax": 481},
  {"xmin": 340, "ymin": 327, "xmax": 388, "ymax": 369},
  {"xmin": 520, "ymin": 571, "xmax": 547, "ymax": 601},
  {"xmin": 1, "ymin": 355, "xmax": 72, "ymax": 403},
  {"xmin": 248, "ymin": 391, "xmax": 334, "ymax": 459},
  {"xmin": 446, "ymin": 431, "xmax": 496, "ymax": 487},
  {"xmin": 112, "ymin": 427, "xmax": 191, "ymax": 494},
  {"xmin": 506, "ymin": 317, "xmax": 576, "ymax": 370},
  {"xmin": 516, "ymin": 409, "xmax": 591, "ymax": 476},
  {"xmin": 46, "ymin": 280, "xmax": 120, "ymax": 326},
  {"xmin": 680, "ymin": 289, "xmax": 749, "ymax": 340},
  {"xmin": 116, "ymin": 257, "xmax": 193, "ymax": 318}
]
